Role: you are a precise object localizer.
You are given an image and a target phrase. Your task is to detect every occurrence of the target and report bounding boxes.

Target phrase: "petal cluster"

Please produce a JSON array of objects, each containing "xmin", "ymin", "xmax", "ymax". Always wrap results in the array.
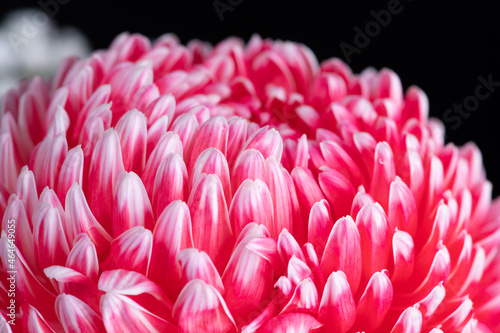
[{"xmin": 1, "ymin": 33, "xmax": 499, "ymax": 332}]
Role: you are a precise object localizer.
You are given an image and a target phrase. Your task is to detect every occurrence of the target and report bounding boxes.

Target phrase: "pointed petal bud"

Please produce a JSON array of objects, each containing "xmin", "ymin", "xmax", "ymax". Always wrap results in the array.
[
  {"xmin": 222, "ymin": 236, "xmax": 277, "ymax": 327},
  {"xmin": 390, "ymin": 305, "xmax": 423, "ymax": 333},
  {"xmin": 152, "ymin": 153, "xmax": 188, "ymax": 218},
  {"xmin": 401, "ymin": 85, "xmax": 429, "ymax": 124},
  {"xmin": 87, "ymin": 129, "xmax": 125, "ymax": 233},
  {"xmin": 142, "ymin": 132, "xmax": 183, "ymax": 198},
  {"xmin": 33, "ymin": 202, "xmax": 70, "ymax": 270},
  {"xmin": 265, "ymin": 157, "xmax": 294, "ymax": 235},
  {"xmin": 291, "ymin": 166, "xmax": 325, "ymax": 226},
  {"xmin": 188, "ymin": 174, "xmax": 233, "ymax": 272},
  {"xmin": 356, "ymin": 203, "xmax": 390, "ymax": 283},
  {"xmin": 144, "ymin": 94, "xmax": 176, "ymax": 127},
  {"xmin": 287, "ymin": 256, "xmax": 313, "ymax": 286},
  {"xmin": 281, "ymin": 278, "xmax": 318, "ymax": 315},
  {"xmin": 229, "ymin": 179, "xmax": 274, "ymax": 239},
  {"xmin": 55, "ymin": 294, "xmax": 106, "ymax": 333},
  {"xmin": 417, "ymin": 282, "xmax": 446, "ymax": 320},
  {"xmin": 231, "ymin": 149, "xmax": 266, "ymax": 192},
  {"xmin": 173, "ymin": 279, "xmax": 236, "ymax": 333},
  {"xmin": 307, "ymin": 199, "xmax": 333, "ymax": 261},
  {"xmin": 354, "ymin": 270, "xmax": 394, "ymax": 333},
  {"xmin": 188, "ymin": 116, "xmax": 228, "ymax": 171},
  {"xmin": 66, "ymin": 233, "xmax": 99, "ymax": 282},
  {"xmin": 391, "ymin": 229, "xmax": 415, "ymax": 283},
  {"xmin": 149, "ymin": 200, "xmax": 193, "ymax": 299},
  {"xmin": 321, "ymin": 216, "xmax": 361, "ymax": 294},
  {"xmin": 278, "ymin": 229, "xmax": 305, "ymax": 266},
  {"xmin": 146, "ymin": 115, "xmax": 169, "ymax": 157},
  {"xmin": 116, "ymin": 109, "xmax": 148, "ymax": 173},
  {"xmin": 374, "ymin": 68, "xmax": 403, "ymax": 109},
  {"xmin": 240, "ymin": 126, "xmax": 283, "ymax": 162},
  {"xmin": 100, "ymin": 293, "xmax": 177, "ymax": 333},
  {"xmin": 30, "ymin": 133, "xmax": 68, "ymax": 192},
  {"xmin": 318, "ymin": 271, "xmax": 356, "ymax": 333},
  {"xmin": 56, "ymin": 145, "xmax": 84, "ymax": 204},
  {"xmin": 102, "ymin": 226, "xmax": 152, "ymax": 275},
  {"xmin": 169, "ymin": 113, "xmax": 199, "ymax": 161},
  {"xmin": 177, "ymin": 248, "xmax": 224, "ymax": 294},
  {"xmin": 65, "ymin": 183, "xmax": 112, "ymax": 258},
  {"xmin": 16, "ymin": 166, "xmax": 38, "ymax": 224},
  {"xmin": 113, "ymin": 171, "xmax": 154, "ymax": 237},
  {"xmin": 320, "ymin": 140, "xmax": 362, "ymax": 186},
  {"xmin": 388, "ymin": 177, "xmax": 418, "ymax": 235},
  {"xmin": 191, "ymin": 148, "xmax": 231, "ymax": 204},
  {"xmin": 23, "ymin": 305, "xmax": 56, "ymax": 333},
  {"xmin": 369, "ymin": 142, "xmax": 395, "ymax": 210}
]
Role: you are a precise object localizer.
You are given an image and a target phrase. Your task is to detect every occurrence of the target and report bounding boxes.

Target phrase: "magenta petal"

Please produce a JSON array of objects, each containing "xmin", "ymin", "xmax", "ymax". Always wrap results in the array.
[
  {"xmin": 115, "ymin": 109, "xmax": 148, "ymax": 174},
  {"xmin": 321, "ymin": 215, "xmax": 361, "ymax": 294},
  {"xmin": 87, "ymin": 129, "xmax": 124, "ymax": 234},
  {"xmin": 101, "ymin": 226, "xmax": 152, "ymax": 275},
  {"xmin": 307, "ymin": 199, "xmax": 333, "ymax": 262},
  {"xmin": 55, "ymin": 294, "xmax": 106, "ymax": 333},
  {"xmin": 354, "ymin": 270, "xmax": 394, "ymax": 333},
  {"xmin": 66, "ymin": 233, "xmax": 99, "ymax": 282},
  {"xmin": 318, "ymin": 168, "xmax": 356, "ymax": 221},
  {"xmin": 177, "ymin": 248, "xmax": 224, "ymax": 294},
  {"xmin": 56, "ymin": 145, "xmax": 84, "ymax": 204},
  {"xmin": 113, "ymin": 171, "xmax": 154, "ymax": 237},
  {"xmin": 318, "ymin": 271, "xmax": 356, "ymax": 333},
  {"xmin": 257, "ymin": 313, "xmax": 322, "ymax": 333},
  {"xmin": 148, "ymin": 200, "xmax": 193, "ymax": 300},
  {"xmin": 173, "ymin": 279, "xmax": 237, "ymax": 333},
  {"xmin": 389, "ymin": 305, "xmax": 423, "ymax": 333},
  {"xmin": 188, "ymin": 173, "xmax": 234, "ymax": 273},
  {"xmin": 152, "ymin": 153, "xmax": 188, "ymax": 218}
]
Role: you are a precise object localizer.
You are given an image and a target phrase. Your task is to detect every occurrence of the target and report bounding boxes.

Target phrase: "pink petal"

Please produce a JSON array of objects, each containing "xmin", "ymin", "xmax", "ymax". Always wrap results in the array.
[
  {"xmin": 287, "ymin": 255, "xmax": 313, "ymax": 286},
  {"xmin": 87, "ymin": 129, "xmax": 125, "ymax": 234},
  {"xmin": 320, "ymin": 140, "xmax": 362, "ymax": 186},
  {"xmin": 115, "ymin": 109, "xmax": 148, "ymax": 174},
  {"xmin": 257, "ymin": 313, "xmax": 322, "ymax": 333},
  {"xmin": 55, "ymin": 294, "xmax": 105, "ymax": 333},
  {"xmin": 226, "ymin": 116, "xmax": 249, "ymax": 169},
  {"xmin": 307, "ymin": 199, "xmax": 333, "ymax": 262},
  {"xmin": 401, "ymin": 85, "xmax": 429, "ymax": 125},
  {"xmin": 388, "ymin": 177, "xmax": 418, "ymax": 235},
  {"xmin": 191, "ymin": 148, "xmax": 232, "ymax": 205},
  {"xmin": 291, "ymin": 166, "xmax": 325, "ymax": 228},
  {"xmin": 33, "ymin": 201, "xmax": 70, "ymax": 270},
  {"xmin": 354, "ymin": 270, "xmax": 394, "ymax": 333},
  {"xmin": 222, "ymin": 236, "xmax": 277, "ymax": 327},
  {"xmin": 146, "ymin": 115, "xmax": 169, "ymax": 157},
  {"xmin": 113, "ymin": 171, "xmax": 154, "ymax": 237},
  {"xmin": 391, "ymin": 229, "xmax": 415, "ymax": 283},
  {"xmin": 100, "ymin": 293, "xmax": 177, "ymax": 333},
  {"xmin": 101, "ymin": 226, "xmax": 152, "ymax": 275},
  {"xmin": 98, "ymin": 269, "xmax": 173, "ymax": 320},
  {"xmin": 177, "ymin": 248, "xmax": 224, "ymax": 294},
  {"xmin": 240, "ymin": 126, "xmax": 283, "ymax": 162},
  {"xmin": 231, "ymin": 149, "xmax": 266, "ymax": 193},
  {"xmin": 318, "ymin": 168, "xmax": 356, "ymax": 221},
  {"xmin": 142, "ymin": 131, "xmax": 183, "ymax": 198},
  {"xmin": 278, "ymin": 228, "xmax": 305, "ymax": 267},
  {"xmin": 318, "ymin": 271, "xmax": 356, "ymax": 333},
  {"xmin": 66, "ymin": 233, "xmax": 99, "ymax": 282},
  {"xmin": 22, "ymin": 305, "xmax": 57, "ymax": 333},
  {"xmin": 320, "ymin": 215, "xmax": 361, "ymax": 294},
  {"xmin": 148, "ymin": 200, "xmax": 193, "ymax": 300},
  {"xmin": 152, "ymin": 153, "xmax": 188, "ymax": 218},
  {"xmin": 389, "ymin": 305, "xmax": 423, "ymax": 333},
  {"xmin": 356, "ymin": 203, "xmax": 390, "ymax": 284},
  {"xmin": 173, "ymin": 279, "xmax": 237, "ymax": 333},
  {"xmin": 188, "ymin": 173, "xmax": 234, "ymax": 273},
  {"xmin": 280, "ymin": 278, "xmax": 318, "ymax": 315},
  {"xmin": 417, "ymin": 282, "xmax": 446, "ymax": 320},
  {"xmin": 15, "ymin": 166, "xmax": 38, "ymax": 224},
  {"xmin": 188, "ymin": 116, "xmax": 228, "ymax": 172},
  {"xmin": 144, "ymin": 94, "xmax": 176, "ymax": 127},
  {"xmin": 56, "ymin": 145, "xmax": 84, "ymax": 204},
  {"xmin": 65, "ymin": 183, "xmax": 112, "ymax": 258},
  {"xmin": 369, "ymin": 142, "xmax": 395, "ymax": 210},
  {"xmin": 169, "ymin": 113, "xmax": 199, "ymax": 161}
]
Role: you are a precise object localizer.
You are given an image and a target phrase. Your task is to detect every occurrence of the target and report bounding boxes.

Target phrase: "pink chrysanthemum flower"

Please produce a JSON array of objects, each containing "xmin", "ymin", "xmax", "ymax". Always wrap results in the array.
[{"xmin": 1, "ymin": 33, "xmax": 499, "ymax": 332}]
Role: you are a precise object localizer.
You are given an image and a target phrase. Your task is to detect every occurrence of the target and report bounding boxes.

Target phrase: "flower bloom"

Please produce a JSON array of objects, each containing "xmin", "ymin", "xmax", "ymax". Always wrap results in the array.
[{"xmin": 1, "ymin": 33, "xmax": 499, "ymax": 332}]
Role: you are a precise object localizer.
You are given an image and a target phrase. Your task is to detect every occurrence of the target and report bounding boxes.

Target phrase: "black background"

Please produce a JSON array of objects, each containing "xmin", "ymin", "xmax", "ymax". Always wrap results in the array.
[{"xmin": 2, "ymin": 0, "xmax": 500, "ymax": 196}]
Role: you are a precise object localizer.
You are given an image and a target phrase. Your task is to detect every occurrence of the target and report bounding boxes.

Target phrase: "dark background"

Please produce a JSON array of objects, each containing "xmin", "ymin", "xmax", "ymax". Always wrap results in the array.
[{"xmin": 2, "ymin": 0, "xmax": 500, "ymax": 196}]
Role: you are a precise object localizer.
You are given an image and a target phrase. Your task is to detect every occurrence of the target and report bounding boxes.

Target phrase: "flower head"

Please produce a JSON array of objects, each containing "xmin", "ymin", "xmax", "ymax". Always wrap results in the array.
[{"xmin": 1, "ymin": 33, "xmax": 499, "ymax": 332}]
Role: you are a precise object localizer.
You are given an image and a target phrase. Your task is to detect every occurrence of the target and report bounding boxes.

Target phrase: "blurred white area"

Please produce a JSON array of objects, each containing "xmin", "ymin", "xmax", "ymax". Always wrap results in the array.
[{"xmin": 0, "ymin": 8, "xmax": 90, "ymax": 95}]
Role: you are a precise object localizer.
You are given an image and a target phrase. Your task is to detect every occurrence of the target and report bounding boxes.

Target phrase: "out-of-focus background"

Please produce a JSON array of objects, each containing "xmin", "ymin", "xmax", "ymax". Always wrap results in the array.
[{"xmin": 1, "ymin": 0, "xmax": 499, "ymax": 196}]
